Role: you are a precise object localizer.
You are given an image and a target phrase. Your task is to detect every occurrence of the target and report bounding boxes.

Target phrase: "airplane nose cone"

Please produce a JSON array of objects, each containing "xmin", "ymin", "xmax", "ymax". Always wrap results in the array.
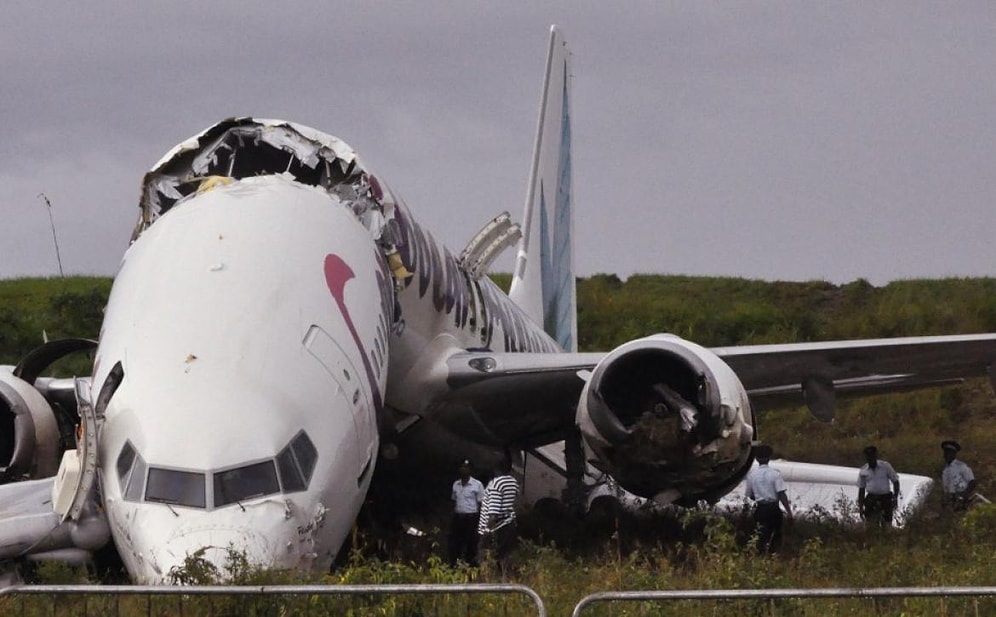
[{"xmin": 155, "ymin": 525, "xmax": 276, "ymax": 582}]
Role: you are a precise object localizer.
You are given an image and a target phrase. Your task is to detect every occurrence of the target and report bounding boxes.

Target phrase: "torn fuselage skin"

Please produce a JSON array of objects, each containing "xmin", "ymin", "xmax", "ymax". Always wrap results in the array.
[{"xmin": 136, "ymin": 118, "xmax": 410, "ymax": 289}]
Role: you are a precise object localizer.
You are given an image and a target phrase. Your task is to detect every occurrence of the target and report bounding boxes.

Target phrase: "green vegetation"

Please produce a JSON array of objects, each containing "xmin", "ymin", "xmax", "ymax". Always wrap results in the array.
[
  {"xmin": 2, "ymin": 274, "xmax": 996, "ymax": 615},
  {"xmin": 0, "ymin": 276, "xmax": 109, "ymax": 376}
]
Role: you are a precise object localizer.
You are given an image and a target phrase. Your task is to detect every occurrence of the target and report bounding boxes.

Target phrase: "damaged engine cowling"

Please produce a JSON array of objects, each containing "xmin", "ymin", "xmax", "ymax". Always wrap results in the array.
[
  {"xmin": 0, "ymin": 339, "xmax": 96, "ymax": 483},
  {"xmin": 577, "ymin": 334, "xmax": 755, "ymax": 506},
  {"xmin": 0, "ymin": 370, "xmax": 61, "ymax": 481}
]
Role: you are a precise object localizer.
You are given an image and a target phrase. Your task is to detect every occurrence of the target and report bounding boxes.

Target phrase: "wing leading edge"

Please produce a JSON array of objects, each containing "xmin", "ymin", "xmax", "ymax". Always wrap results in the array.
[
  {"xmin": 431, "ymin": 332, "xmax": 996, "ymax": 448},
  {"xmin": 715, "ymin": 333, "xmax": 996, "ymax": 419}
]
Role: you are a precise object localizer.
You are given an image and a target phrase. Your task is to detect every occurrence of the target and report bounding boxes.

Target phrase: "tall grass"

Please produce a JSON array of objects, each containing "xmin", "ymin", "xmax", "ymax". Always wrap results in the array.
[{"xmin": 7, "ymin": 505, "xmax": 996, "ymax": 616}]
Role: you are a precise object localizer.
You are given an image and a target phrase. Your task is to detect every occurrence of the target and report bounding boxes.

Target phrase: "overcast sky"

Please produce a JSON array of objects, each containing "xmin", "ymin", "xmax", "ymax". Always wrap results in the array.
[{"xmin": 3, "ymin": 2, "xmax": 995, "ymax": 285}]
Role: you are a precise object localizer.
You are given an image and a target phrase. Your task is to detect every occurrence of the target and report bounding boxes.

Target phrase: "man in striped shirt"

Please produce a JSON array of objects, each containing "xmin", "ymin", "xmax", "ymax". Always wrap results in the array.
[{"xmin": 478, "ymin": 455, "xmax": 519, "ymax": 576}]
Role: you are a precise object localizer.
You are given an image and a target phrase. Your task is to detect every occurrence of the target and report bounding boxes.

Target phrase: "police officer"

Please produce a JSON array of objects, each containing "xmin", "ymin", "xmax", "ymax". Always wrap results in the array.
[
  {"xmin": 448, "ymin": 459, "xmax": 484, "ymax": 566},
  {"xmin": 745, "ymin": 444, "xmax": 793, "ymax": 554},
  {"xmin": 941, "ymin": 440, "xmax": 977, "ymax": 511},
  {"xmin": 857, "ymin": 445, "xmax": 900, "ymax": 527}
]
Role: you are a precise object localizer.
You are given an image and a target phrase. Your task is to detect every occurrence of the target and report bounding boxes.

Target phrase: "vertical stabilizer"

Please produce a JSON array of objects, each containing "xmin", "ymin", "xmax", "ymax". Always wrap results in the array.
[{"xmin": 509, "ymin": 25, "xmax": 577, "ymax": 352}]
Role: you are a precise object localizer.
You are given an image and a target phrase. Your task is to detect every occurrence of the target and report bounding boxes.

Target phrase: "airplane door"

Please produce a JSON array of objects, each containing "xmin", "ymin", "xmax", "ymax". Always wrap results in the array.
[
  {"xmin": 52, "ymin": 378, "xmax": 100, "ymax": 522},
  {"xmin": 303, "ymin": 326, "xmax": 377, "ymax": 475}
]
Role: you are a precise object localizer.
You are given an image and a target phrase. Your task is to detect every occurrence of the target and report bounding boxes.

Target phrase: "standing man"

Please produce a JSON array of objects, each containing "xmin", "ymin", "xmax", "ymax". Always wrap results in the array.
[
  {"xmin": 744, "ymin": 444, "xmax": 793, "ymax": 554},
  {"xmin": 478, "ymin": 454, "xmax": 519, "ymax": 577},
  {"xmin": 448, "ymin": 459, "xmax": 484, "ymax": 567},
  {"xmin": 941, "ymin": 440, "xmax": 977, "ymax": 511},
  {"xmin": 857, "ymin": 446, "xmax": 901, "ymax": 528}
]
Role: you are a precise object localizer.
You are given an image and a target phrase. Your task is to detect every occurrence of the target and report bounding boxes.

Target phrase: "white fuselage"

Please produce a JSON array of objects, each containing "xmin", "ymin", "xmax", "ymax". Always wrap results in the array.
[
  {"xmin": 94, "ymin": 176, "xmax": 387, "ymax": 582},
  {"xmin": 93, "ymin": 157, "xmax": 560, "ymax": 582}
]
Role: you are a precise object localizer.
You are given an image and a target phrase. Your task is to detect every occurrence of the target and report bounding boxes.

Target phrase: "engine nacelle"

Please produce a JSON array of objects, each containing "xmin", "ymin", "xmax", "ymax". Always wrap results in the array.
[
  {"xmin": 0, "ymin": 369, "xmax": 61, "ymax": 480},
  {"xmin": 577, "ymin": 334, "xmax": 754, "ymax": 506}
]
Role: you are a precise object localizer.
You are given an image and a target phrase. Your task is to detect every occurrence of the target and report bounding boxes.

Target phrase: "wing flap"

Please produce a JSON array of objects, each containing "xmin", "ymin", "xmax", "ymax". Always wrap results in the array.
[{"xmin": 715, "ymin": 333, "xmax": 996, "ymax": 393}]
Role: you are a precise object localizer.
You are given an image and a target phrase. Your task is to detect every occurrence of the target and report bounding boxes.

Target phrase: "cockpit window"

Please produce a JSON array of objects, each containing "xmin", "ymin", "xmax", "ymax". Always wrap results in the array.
[
  {"xmin": 116, "ymin": 442, "xmax": 135, "ymax": 480},
  {"xmin": 117, "ymin": 441, "xmax": 147, "ymax": 502},
  {"xmin": 146, "ymin": 468, "xmax": 206, "ymax": 508},
  {"xmin": 276, "ymin": 431, "xmax": 318, "ymax": 493},
  {"xmin": 276, "ymin": 449, "xmax": 305, "ymax": 492},
  {"xmin": 292, "ymin": 432, "xmax": 318, "ymax": 479},
  {"xmin": 117, "ymin": 431, "xmax": 316, "ymax": 510},
  {"xmin": 213, "ymin": 461, "xmax": 280, "ymax": 507}
]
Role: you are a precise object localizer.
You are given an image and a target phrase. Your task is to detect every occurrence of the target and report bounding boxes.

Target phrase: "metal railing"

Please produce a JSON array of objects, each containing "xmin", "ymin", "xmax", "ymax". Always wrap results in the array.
[
  {"xmin": 572, "ymin": 586, "xmax": 996, "ymax": 617},
  {"xmin": 0, "ymin": 583, "xmax": 546, "ymax": 617},
  {"xmin": 9, "ymin": 582, "xmax": 996, "ymax": 617}
]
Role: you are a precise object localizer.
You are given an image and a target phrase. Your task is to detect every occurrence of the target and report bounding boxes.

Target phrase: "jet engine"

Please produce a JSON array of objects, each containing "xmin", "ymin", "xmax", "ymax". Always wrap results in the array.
[
  {"xmin": 0, "ymin": 370, "xmax": 60, "ymax": 481},
  {"xmin": 577, "ymin": 334, "xmax": 755, "ymax": 506},
  {"xmin": 0, "ymin": 339, "xmax": 96, "ymax": 483}
]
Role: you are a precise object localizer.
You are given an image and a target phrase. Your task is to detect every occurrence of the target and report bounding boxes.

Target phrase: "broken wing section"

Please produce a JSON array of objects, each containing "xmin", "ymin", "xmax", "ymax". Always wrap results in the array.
[
  {"xmin": 717, "ymin": 459, "xmax": 934, "ymax": 528},
  {"xmin": 714, "ymin": 333, "xmax": 996, "ymax": 420}
]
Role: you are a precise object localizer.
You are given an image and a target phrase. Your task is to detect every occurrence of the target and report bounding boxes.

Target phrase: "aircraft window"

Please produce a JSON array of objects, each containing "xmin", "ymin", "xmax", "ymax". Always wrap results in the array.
[
  {"xmin": 146, "ymin": 468, "xmax": 206, "ymax": 508},
  {"xmin": 116, "ymin": 442, "xmax": 136, "ymax": 480},
  {"xmin": 117, "ymin": 441, "xmax": 148, "ymax": 502},
  {"xmin": 277, "ymin": 448, "xmax": 305, "ymax": 492},
  {"xmin": 125, "ymin": 456, "xmax": 147, "ymax": 502},
  {"xmin": 276, "ymin": 431, "xmax": 318, "ymax": 493},
  {"xmin": 292, "ymin": 432, "xmax": 318, "ymax": 482},
  {"xmin": 213, "ymin": 461, "xmax": 279, "ymax": 507}
]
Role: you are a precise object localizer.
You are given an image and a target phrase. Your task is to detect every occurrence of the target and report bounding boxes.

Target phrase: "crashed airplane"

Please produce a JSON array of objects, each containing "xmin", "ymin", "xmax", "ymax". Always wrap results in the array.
[{"xmin": 0, "ymin": 26, "xmax": 993, "ymax": 583}]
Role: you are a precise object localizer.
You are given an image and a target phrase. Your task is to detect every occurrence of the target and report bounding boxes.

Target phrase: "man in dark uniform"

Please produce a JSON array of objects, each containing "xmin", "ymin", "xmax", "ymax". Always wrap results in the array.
[{"xmin": 744, "ymin": 444, "xmax": 793, "ymax": 554}]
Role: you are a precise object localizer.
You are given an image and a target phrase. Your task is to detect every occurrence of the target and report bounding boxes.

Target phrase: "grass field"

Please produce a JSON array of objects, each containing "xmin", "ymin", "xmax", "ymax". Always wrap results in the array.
[{"xmin": 2, "ymin": 274, "xmax": 995, "ymax": 615}]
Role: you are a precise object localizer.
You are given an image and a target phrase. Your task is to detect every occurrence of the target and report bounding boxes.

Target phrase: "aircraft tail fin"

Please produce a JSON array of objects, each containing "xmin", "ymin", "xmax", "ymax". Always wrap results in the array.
[{"xmin": 509, "ymin": 25, "xmax": 577, "ymax": 352}]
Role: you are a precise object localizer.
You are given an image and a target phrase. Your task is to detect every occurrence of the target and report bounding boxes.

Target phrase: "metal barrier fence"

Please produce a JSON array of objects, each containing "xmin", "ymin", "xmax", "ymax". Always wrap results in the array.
[
  {"xmin": 8, "ymin": 583, "xmax": 996, "ymax": 617},
  {"xmin": 572, "ymin": 586, "xmax": 996, "ymax": 617},
  {"xmin": 0, "ymin": 583, "xmax": 546, "ymax": 617}
]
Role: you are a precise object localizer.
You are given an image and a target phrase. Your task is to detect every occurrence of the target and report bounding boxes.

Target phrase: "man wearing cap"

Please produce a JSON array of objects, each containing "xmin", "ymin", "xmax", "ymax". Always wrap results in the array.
[
  {"xmin": 857, "ymin": 446, "xmax": 901, "ymax": 528},
  {"xmin": 941, "ymin": 440, "xmax": 977, "ymax": 511},
  {"xmin": 744, "ymin": 444, "xmax": 793, "ymax": 554},
  {"xmin": 448, "ymin": 459, "xmax": 484, "ymax": 566}
]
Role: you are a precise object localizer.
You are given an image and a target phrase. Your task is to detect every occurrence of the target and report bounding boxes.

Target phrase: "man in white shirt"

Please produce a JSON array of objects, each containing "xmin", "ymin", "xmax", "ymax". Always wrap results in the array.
[
  {"xmin": 857, "ymin": 445, "xmax": 901, "ymax": 528},
  {"xmin": 745, "ymin": 444, "xmax": 793, "ymax": 554},
  {"xmin": 448, "ymin": 459, "xmax": 484, "ymax": 566},
  {"xmin": 941, "ymin": 440, "xmax": 977, "ymax": 511}
]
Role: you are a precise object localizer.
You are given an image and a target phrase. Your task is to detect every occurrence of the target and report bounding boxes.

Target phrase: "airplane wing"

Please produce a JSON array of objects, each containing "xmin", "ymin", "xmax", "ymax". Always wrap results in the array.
[
  {"xmin": 714, "ymin": 333, "xmax": 996, "ymax": 419},
  {"xmin": 434, "ymin": 332, "xmax": 996, "ymax": 446},
  {"xmin": 427, "ymin": 331, "xmax": 996, "ymax": 505}
]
